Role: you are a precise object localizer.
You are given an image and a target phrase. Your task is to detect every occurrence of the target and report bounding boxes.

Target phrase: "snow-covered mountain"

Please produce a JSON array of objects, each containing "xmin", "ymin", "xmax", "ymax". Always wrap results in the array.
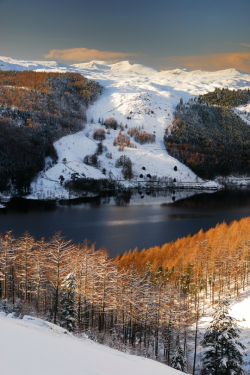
[{"xmin": 0, "ymin": 56, "xmax": 250, "ymax": 200}]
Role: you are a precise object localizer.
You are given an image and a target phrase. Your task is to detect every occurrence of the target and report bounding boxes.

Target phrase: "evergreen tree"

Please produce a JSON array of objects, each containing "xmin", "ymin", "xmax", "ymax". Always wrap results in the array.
[
  {"xmin": 60, "ymin": 273, "xmax": 77, "ymax": 332},
  {"xmin": 202, "ymin": 296, "xmax": 245, "ymax": 375},
  {"xmin": 171, "ymin": 334, "xmax": 187, "ymax": 373}
]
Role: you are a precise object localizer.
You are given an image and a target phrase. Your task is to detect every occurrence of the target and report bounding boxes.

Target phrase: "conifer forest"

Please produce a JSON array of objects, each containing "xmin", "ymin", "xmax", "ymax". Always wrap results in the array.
[{"xmin": 165, "ymin": 89, "xmax": 250, "ymax": 179}]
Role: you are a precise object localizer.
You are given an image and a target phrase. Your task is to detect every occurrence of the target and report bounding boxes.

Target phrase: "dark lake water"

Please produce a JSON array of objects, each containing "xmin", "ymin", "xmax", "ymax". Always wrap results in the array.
[{"xmin": 1, "ymin": 188, "xmax": 250, "ymax": 258}]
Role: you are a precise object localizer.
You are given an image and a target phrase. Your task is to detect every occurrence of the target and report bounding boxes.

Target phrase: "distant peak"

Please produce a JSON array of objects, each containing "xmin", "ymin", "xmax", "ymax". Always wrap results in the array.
[
  {"xmin": 111, "ymin": 61, "xmax": 160, "ymax": 74},
  {"xmin": 71, "ymin": 60, "xmax": 114, "ymax": 70},
  {"xmin": 160, "ymin": 68, "xmax": 190, "ymax": 75}
]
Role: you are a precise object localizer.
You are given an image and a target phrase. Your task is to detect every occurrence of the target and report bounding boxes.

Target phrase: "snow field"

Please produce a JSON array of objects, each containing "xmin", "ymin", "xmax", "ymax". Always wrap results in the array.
[
  {"xmin": 1, "ymin": 291, "xmax": 250, "ymax": 374},
  {"xmin": 0, "ymin": 314, "xmax": 184, "ymax": 375},
  {"xmin": 234, "ymin": 102, "xmax": 250, "ymax": 126}
]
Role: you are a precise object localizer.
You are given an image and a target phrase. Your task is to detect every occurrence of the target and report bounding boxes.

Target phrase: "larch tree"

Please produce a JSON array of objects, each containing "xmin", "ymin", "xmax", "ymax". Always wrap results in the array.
[
  {"xmin": 47, "ymin": 232, "xmax": 75, "ymax": 324},
  {"xmin": 16, "ymin": 232, "xmax": 35, "ymax": 301},
  {"xmin": 32, "ymin": 238, "xmax": 47, "ymax": 311},
  {"xmin": 0, "ymin": 231, "xmax": 15, "ymax": 300}
]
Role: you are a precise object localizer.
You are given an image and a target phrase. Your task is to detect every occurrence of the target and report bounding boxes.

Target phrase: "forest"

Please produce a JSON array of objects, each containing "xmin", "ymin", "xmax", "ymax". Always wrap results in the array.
[
  {"xmin": 165, "ymin": 89, "xmax": 250, "ymax": 179},
  {"xmin": 1, "ymin": 216, "xmax": 250, "ymax": 373},
  {"xmin": 0, "ymin": 71, "xmax": 103, "ymax": 193},
  {"xmin": 198, "ymin": 87, "xmax": 250, "ymax": 107}
]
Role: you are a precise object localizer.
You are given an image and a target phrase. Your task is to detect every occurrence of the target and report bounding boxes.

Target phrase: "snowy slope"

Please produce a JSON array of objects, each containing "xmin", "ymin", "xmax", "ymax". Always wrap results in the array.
[
  {"xmin": 0, "ymin": 314, "xmax": 183, "ymax": 375},
  {"xmin": 1, "ymin": 293, "xmax": 250, "ymax": 375},
  {"xmin": 234, "ymin": 102, "xmax": 250, "ymax": 126},
  {"xmin": 0, "ymin": 55, "xmax": 73, "ymax": 72},
  {"xmin": 1, "ymin": 56, "xmax": 250, "ymax": 199}
]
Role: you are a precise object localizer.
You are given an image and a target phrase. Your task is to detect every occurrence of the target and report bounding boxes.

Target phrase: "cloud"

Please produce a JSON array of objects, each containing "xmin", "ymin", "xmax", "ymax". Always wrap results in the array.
[
  {"xmin": 161, "ymin": 51, "xmax": 250, "ymax": 73},
  {"xmin": 45, "ymin": 47, "xmax": 141, "ymax": 62},
  {"xmin": 241, "ymin": 43, "xmax": 250, "ymax": 48}
]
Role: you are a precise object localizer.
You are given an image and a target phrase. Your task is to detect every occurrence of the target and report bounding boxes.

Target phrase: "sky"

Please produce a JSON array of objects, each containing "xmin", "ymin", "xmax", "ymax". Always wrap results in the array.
[{"xmin": 1, "ymin": 0, "xmax": 250, "ymax": 72}]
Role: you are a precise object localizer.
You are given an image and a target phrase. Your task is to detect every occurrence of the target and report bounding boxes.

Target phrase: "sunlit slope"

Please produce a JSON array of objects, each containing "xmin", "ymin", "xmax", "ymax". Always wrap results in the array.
[
  {"xmin": 116, "ymin": 216, "xmax": 250, "ymax": 271},
  {"xmin": 0, "ymin": 315, "xmax": 183, "ymax": 375}
]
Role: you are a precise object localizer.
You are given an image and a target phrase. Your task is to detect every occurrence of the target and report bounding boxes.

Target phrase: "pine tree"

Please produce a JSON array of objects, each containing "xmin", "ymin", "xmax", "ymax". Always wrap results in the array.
[
  {"xmin": 202, "ymin": 295, "xmax": 245, "ymax": 375},
  {"xmin": 60, "ymin": 273, "xmax": 77, "ymax": 332},
  {"xmin": 171, "ymin": 334, "xmax": 187, "ymax": 373}
]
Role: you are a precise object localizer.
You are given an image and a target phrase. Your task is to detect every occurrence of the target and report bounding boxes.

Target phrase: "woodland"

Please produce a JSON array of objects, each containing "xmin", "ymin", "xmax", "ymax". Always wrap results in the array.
[
  {"xmin": 0, "ymin": 71, "xmax": 103, "ymax": 193},
  {"xmin": 165, "ymin": 89, "xmax": 250, "ymax": 179},
  {"xmin": 1, "ymin": 216, "xmax": 250, "ymax": 373}
]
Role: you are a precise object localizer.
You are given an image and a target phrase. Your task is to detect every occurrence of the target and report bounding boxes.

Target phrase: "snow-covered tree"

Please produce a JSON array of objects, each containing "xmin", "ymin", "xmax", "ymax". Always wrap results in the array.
[
  {"xmin": 60, "ymin": 273, "xmax": 77, "ymax": 332},
  {"xmin": 171, "ymin": 334, "xmax": 187, "ymax": 373},
  {"xmin": 202, "ymin": 295, "xmax": 245, "ymax": 375}
]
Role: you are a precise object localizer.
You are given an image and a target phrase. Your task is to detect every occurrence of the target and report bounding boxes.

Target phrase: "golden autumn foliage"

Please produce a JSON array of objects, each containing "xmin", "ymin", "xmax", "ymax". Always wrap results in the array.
[
  {"xmin": 0, "ymin": 71, "xmax": 87, "ymax": 92},
  {"xmin": 127, "ymin": 126, "xmax": 155, "ymax": 144},
  {"xmin": 116, "ymin": 217, "xmax": 250, "ymax": 274},
  {"xmin": 113, "ymin": 129, "xmax": 136, "ymax": 150},
  {"xmin": 0, "ymin": 71, "xmax": 102, "ymax": 118}
]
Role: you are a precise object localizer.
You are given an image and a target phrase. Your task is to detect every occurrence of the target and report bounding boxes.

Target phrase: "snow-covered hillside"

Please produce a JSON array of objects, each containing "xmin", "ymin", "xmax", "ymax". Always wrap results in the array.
[
  {"xmin": 1, "ymin": 56, "xmax": 250, "ymax": 199},
  {"xmin": 0, "ymin": 314, "xmax": 183, "ymax": 375},
  {"xmin": 1, "ymin": 291, "xmax": 250, "ymax": 375}
]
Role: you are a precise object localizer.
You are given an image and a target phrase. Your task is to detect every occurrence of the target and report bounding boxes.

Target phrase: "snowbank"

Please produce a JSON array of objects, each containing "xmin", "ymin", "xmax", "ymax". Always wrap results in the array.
[{"xmin": 0, "ymin": 315, "xmax": 184, "ymax": 375}]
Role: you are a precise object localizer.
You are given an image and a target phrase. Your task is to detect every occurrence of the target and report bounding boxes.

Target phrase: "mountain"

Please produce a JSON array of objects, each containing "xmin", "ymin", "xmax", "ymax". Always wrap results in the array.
[
  {"xmin": 110, "ymin": 61, "xmax": 160, "ymax": 74},
  {"xmin": 0, "ymin": 56, "xmax": 250, "ymax": 200},
  {"xmin": 71, "ymin": 60, "xmax": 114, "ymax": 70}
]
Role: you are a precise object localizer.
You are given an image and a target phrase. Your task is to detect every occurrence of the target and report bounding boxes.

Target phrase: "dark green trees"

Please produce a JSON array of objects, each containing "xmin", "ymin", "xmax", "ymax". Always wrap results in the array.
[
  {"xmin": 60, "ymin": 273, "xmax": 77, "ymax": 332},
  {"xmin": 171, "ymin": 334, "xmax": 187, "ymax": 373},
  {"xmin": 202, "ymin": 296, "xmax": 245, "ymax": 375}
]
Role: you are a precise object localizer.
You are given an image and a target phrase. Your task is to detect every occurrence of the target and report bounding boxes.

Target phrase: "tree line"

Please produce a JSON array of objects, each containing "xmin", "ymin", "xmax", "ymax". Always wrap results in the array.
[
  {"xmin": 0, "ymin": 221, "xmax": 249, "ymax": 373},
  {"xmin": 198, "ymin": 87, "xmax": 250, "ymax": 108},
  {"xmin": 0, "ymin": 230, "xmax": 209, "ymax": 372},
  {"xmin": 117, "ymin": 216, "xmax": 250, "ymax": 303}
]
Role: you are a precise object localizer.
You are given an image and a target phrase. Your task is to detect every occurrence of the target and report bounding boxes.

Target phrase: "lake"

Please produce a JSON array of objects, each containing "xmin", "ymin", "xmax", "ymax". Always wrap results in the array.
[{"xmin": 1, "ymin": 188, "xmax": 250, "ymax": 258}]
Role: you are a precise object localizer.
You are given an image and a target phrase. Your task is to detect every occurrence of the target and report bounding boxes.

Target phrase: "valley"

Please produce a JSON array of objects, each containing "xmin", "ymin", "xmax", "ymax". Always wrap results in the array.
[{"xmin": 1, "ymin": 57, "xmax": 250, "ymax": 201}]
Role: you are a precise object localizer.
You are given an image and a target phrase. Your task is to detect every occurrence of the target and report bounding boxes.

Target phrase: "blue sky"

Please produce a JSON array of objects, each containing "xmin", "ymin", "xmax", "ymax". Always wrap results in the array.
[{"xmin": 1, "ymin": 0, "xmax": 250, "ymax": 71}]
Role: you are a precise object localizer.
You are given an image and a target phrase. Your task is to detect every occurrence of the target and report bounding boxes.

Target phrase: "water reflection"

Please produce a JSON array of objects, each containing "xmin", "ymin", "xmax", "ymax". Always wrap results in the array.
[
  {"xmin": 1, "ymin": 188, "xmax": 250, "ymax": 258},
  {"xmin": 168, "ymin": 214, "xmax": 217, "ymax": 219}
]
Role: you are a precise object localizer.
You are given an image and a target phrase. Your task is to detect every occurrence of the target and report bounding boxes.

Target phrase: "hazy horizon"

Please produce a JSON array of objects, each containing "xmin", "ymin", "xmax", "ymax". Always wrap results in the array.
[{"xmin": 1, "ymin": 0, "xmax": 250, "ymax": 72}]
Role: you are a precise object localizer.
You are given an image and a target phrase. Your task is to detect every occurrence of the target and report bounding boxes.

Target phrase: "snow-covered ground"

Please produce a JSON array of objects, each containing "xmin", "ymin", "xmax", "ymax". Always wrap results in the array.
[
  {"xmin": 0, "ymin": 313, "xmax": 183, "ymax": 375},
  {"xmin": 1, "ymin": 56, "xmax": 250, "ymax": 199},
  {"xmin": 1, "ymin": 291, "xmax": 250, "ymax": 375},
  {"xmin": 234, "ymin": 102, "xmax": 250, "ymax": 126}
]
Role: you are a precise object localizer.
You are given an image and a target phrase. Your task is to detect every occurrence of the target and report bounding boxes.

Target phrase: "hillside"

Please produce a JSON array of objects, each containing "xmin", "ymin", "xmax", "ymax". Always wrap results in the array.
[
  {"xmin": 0, "ymin": 314, "xmax": 182, "ymax": 375},
  {"xmin": 1, "ymin": 218, "xmax": 250, "ymax": 373},
  {"xmin": 0, "ymin": 70, "xmax": 103, "ymax": 194},
  {"xmin": 1, "ymin": 285, "xmax": 250, "ymax": 375},
  {"xmin": 166, "ymin": 96, "xmax": 250, "ymax": 179},
  {"xmin": 116, "ymin": 216, "xmax": 250, "ymax": 273},
  {"xmin": 1, "ymin": 56, "xmax": 250, "ymax": 199}
]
